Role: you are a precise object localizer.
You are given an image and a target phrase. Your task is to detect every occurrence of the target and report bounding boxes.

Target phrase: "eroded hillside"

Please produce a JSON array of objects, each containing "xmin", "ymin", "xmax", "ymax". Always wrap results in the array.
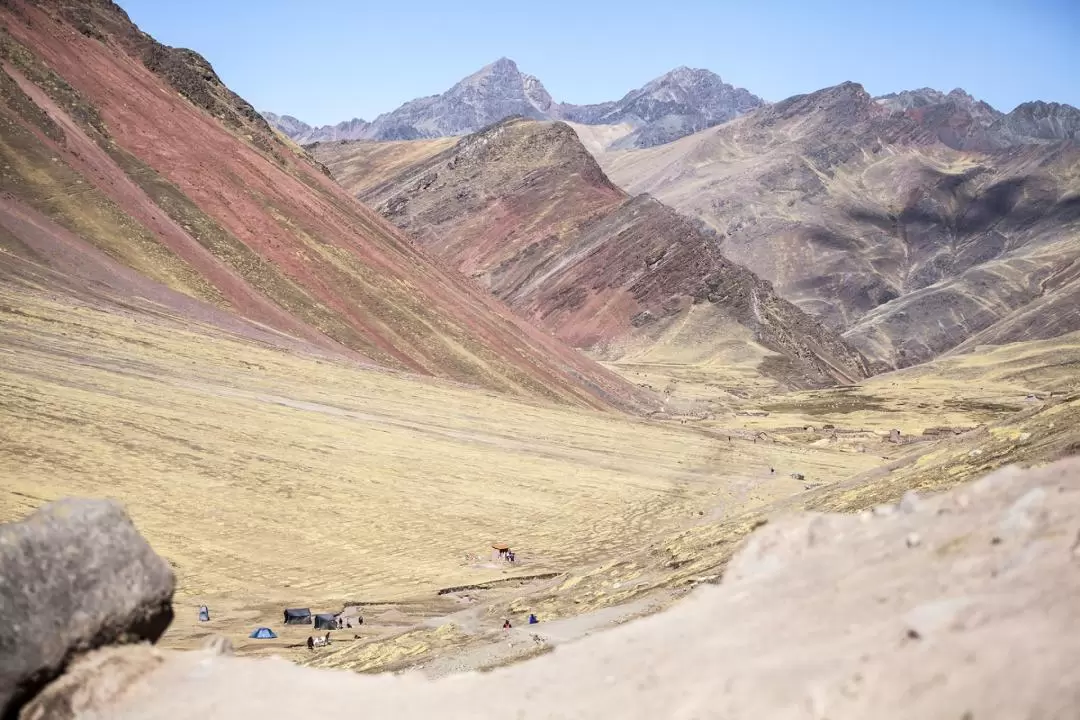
[
  {"xmin": 0, "ymin": 0, "xmax": 637, "ymax": 408},
  {"xmin": 315, "ymin": 118, "xmax": 871, "ymax": 389},
  {"xmin": 597, "ymin": 82, "xmax": 1080, "ymax": 368}
]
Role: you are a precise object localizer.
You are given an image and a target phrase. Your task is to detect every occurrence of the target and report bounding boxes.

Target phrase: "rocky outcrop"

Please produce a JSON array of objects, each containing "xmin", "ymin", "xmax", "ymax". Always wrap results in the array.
[
  {"xmin": 19, "ymin": 458, "xmax": 1080, "ymax": 719},
  {"xmin": 0, "ymin": 499, "xmax": 174, "ymax": 718}
]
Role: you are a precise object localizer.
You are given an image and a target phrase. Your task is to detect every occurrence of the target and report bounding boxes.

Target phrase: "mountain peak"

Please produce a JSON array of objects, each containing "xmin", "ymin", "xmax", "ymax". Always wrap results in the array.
[
  {"xmin": 995, "ymin": 100, "xmax": 1080, "ymax": 144},
  {"xmin": 468, "ymin": 56, "xmax": 521, "ymax": 80},
  {"xmin": 562, "ymin": 67, "xmax": 764, "ymax": 148},
  {"xmin": 759, "ymin": 81, "xmax": 874, "ymax": 130},
  {"xmin": 658, "ymin": 66, "xmax": 720, "ymax": 81}
]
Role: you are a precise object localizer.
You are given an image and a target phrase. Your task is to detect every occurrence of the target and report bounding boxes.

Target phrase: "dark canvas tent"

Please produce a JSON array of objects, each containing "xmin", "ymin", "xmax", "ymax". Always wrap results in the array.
[
  {"xmin": 198, "ymin": 605, "xmax": 210, "ymax": 622},
  {"xmin": 314, "ymin": 613, "xmax": 338, "ymax": 630},
  {"xmin": 249, "ymin": 627, "xmax": 277, "ymax": 639},
  {"xmin": 283, "ymin": 608, "xmax": 312, "ymax": 625}
]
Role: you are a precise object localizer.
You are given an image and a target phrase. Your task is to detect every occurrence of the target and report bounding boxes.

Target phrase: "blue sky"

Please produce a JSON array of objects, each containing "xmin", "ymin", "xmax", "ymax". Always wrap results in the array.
[{"xmin": 122, "ymin": 0, "xmax": 1079, "ymax": 126}]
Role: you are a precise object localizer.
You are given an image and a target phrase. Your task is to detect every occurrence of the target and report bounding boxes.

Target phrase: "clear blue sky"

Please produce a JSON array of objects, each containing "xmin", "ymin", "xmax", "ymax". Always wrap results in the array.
[{"xmin": 121, "ymin": 0, "xmax": 1079, "ymax": 126}]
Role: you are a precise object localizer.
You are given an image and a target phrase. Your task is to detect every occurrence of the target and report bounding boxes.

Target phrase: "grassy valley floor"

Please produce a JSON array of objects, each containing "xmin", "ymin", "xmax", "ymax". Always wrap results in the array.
[{"xmin": 1, "ymin": 279, "xmax": 1076, "ymax": 671}]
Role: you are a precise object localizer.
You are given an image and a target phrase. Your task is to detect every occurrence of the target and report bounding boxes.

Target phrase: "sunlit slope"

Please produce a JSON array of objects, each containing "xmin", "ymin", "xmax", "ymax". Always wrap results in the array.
[
  {"xmin": 0, "ymin": 0, "xmax": 633, "ymax": 407},
  {"xmin": 307, "ymin": 137, "xmax": 456, "ymax": 197}
]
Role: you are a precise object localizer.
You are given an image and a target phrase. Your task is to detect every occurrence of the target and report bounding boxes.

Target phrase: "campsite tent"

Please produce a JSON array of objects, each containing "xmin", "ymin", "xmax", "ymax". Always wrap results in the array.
[
  {"xmin": 249, "ymin": 627, "xmax": 277, "ymax": 639},
  {"xmin": 198, "ymin": 605, "xmax": 210, "ymax": 622},
  {"xmin": 283, "ymin": 608, "xmax": 312, "ymax": 625},
  {"xmin": 314, "ymin": 613, "xmax": 338, "ymax": 630}
]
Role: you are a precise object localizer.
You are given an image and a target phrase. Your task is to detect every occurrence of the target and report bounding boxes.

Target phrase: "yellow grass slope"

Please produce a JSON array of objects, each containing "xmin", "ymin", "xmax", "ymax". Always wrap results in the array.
[
  {"xmin": 311, "ymin": 137, "xmax": 457, "ymax": 197},
  {"xmin": 0, "ymin": 280, "xmax": 875, "ymax": 652}
]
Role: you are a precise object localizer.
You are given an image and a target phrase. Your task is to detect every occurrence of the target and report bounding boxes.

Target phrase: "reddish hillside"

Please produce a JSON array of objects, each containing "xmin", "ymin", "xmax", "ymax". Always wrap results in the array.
[
  {"xmin": 0, "ymin": 0, "xmax": 638, "ymax": 408},
  {"xmin": 318, "ymin": 119, "xmax": 871, "ymax": 387}
]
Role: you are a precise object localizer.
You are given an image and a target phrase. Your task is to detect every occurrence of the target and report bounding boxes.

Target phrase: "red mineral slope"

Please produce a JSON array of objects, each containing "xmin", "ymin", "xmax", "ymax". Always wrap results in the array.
[
  {"xmin": 0, "ymin": 0, "xmax": 637, "ymax": 408},
  {"xmin": 318, "ymin": 119, "xmax": 871, "ymax": 388}
]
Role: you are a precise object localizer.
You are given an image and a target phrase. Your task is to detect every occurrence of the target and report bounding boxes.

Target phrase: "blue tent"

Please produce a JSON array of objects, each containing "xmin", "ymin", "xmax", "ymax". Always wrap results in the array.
[
  {"xmin": 198, "ymin": 605, "xmax": 210, "ymax": 622},
  {"xmin": 249, "ymin": 627, "xmax": 277, "ymax": 639}
]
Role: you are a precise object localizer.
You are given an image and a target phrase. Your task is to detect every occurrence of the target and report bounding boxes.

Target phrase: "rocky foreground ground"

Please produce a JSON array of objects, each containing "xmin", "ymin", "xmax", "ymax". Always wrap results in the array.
[{"xmin": 3, "ymin": 459, "xmax": 1079, "ymax": 719}]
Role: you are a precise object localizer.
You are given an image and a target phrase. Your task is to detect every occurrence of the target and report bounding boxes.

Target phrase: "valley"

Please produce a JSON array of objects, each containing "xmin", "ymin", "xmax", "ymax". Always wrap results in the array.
[
  {"xmin": 0, "ymin": 0, "xmax": 1077, "ymax": 715},
  {"xmin": 3, "ymin": 270, "xmax": 1076, "ymax": 673}
]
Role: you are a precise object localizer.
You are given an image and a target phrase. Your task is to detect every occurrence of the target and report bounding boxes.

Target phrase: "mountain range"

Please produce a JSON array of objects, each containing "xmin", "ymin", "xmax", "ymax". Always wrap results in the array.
[
  {"xmin": 309, "ymin": 75, "xmax": 1080, "ymax": 371},
  {"xmin": 595, "ymin": 82, "xmax": 1080, "ymax": 367},
  {"xmin": 267, "ymin": 58, "xmax": 1079, "ymax": 155},
  {"xmin": 264, "ymin": 58, "xmax": 766, "ymax": 149}
]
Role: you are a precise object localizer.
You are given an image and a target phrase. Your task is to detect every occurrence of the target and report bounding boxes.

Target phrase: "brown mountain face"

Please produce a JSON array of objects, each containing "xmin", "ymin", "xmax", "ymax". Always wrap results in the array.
[
  {"xmin": 875, "ymin": 88, "xmax": 1080, "ymax": 150},
  {"xmin": 0, "ymin": 0, "xmax": 639, "ymax": 409},
  {"xmin": 598, "ymin": 82, "xmax": 1080, "ymax": 368},
  {"xmin": 313, "ymin": 119, "xmax": 872, "ymax": 388}
]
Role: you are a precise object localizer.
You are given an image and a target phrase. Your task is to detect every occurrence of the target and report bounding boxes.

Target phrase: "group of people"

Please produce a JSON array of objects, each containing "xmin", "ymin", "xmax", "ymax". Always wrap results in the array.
[{"xmin": 502, "ymin": 613, "xmax": 539, "ymax": 629}]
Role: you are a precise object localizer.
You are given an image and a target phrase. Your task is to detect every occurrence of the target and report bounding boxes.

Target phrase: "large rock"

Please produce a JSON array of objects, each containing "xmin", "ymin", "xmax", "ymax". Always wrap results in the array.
[{"xmin": 0, "ymin": 499, "xmax": 174, "ymax": 717}]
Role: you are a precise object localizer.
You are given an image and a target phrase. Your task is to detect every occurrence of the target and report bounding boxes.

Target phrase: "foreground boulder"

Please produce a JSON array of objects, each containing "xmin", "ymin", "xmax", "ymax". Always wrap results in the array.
[
  {"xmin": 21, "ymin": 459, "xmax": 1080, "ymax": 719},
  {"xmin": 0, "ymin": 500, "xmax": 174, "ymax": 717}
]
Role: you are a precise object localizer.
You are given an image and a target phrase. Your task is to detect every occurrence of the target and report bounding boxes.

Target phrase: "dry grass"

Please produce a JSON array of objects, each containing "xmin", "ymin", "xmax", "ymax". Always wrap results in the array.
[
  {"xmin": 314, "ymin": 137, "xmax": 457, "ymax": 197},
  {"xmin": 2, "ymin": 278, "xmax": 1075, "ymax": 671},
  {"xmin": 0, "ymin": 282, "xmax": 876, "ymax": 656}
]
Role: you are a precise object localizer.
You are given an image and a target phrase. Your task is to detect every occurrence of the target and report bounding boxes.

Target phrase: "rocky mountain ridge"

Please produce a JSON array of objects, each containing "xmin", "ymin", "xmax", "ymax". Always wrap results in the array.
[
  {"xmin": 265, "ymin": 58, "xmax": 765, "ymax": 148},
  {"xmin": 267, "ymin": 60, "xmax": 1079, "ymax": 153},
  {"xmin": 315, "ymin": 118, "xmax": 872, "ymax": 388},
  {"xmin": 597, "ymin": 81, "xmax": 1080, "ymax": 368},
  {"xmin": 557, "ymin": 66, "xmax": 765, "ymax": 148},
  {"xmin": 874, "ymin": 87, "xmax": 1080, "ymax": 149},
  {"xmin": 263, "ymin": 112, "xmax": 370, "ymax": 144}
]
